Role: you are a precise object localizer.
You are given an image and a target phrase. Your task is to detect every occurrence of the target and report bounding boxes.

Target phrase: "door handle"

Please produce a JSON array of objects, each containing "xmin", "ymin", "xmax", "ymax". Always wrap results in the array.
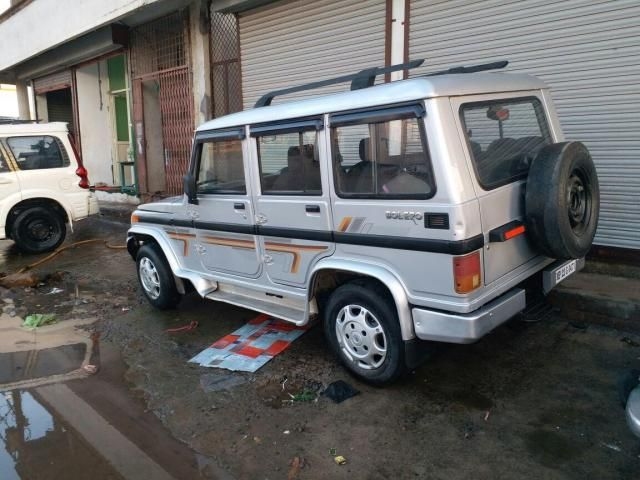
[
  {"xmin": 234, "ymin": 203, "xmax": 245, "ymax": 210},
  {"xmin": 305, "ymin": 205, "xmax": 320, "ymax": 213}
]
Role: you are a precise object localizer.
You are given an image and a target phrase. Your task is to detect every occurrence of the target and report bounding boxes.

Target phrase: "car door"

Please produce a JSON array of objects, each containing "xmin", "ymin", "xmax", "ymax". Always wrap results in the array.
[
  {"xmin": 0, "ymin": 141, "xmax": 21, "ymax": 221},
  {"xmin": 251, "ymin": 118, "xmax": 334, "ymax": 287},
  {"xmin": 452, "ymin": 93, "xmax": 556, "ymax": 285},
  {"xmin": 191, "ymin": 128, "xmax": 262, "ymax": 278}
]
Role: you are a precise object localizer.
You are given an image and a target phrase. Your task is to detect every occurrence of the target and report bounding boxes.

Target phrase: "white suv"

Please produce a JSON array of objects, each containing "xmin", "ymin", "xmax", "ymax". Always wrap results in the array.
[
  {"xmin": 128, "ymin": 61, "xmax": 599, "ymax": 384},
  {"xmin": 0, "ymin": 121, "xmax": 99, "ymax": 253}
]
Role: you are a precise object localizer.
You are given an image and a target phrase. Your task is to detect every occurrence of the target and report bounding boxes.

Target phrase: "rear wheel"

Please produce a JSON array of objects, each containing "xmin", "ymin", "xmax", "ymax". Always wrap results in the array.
[
  {"xmin": 12, "ymin": 206, "xmax": 66, "ymax": 254},
  {"xmin": 136, "ymin": 244, "xmax": 181, "ymax": 309},
  {"xmin": 324, "ymin": 281, "xmax": 405, "ymax": 385}
]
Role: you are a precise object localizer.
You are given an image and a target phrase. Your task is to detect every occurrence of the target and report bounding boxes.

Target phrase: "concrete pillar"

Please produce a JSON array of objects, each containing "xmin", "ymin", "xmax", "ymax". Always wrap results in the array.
[
  {"xmin": 15, "ymin": 80, "xmax": 30, "ymax": 119},
  {"xmin": 390, "ymin": 0, "xmax": 407, "ymax": 82},
  {"xmin": 190, "ymin": 0, "xmax": 212, "ymax": 126}
]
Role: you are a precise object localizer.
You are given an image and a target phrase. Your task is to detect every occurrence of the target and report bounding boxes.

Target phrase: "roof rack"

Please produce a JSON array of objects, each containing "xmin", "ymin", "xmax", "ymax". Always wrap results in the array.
[
  {"xmin": 254, "ymin": 59, "xmax": 425, "ymax": 108},
  {"xmin": 424, "ymin": 60, "xmax": 508, "ymax": 77},
  {"xmin": 253, "ymin": 59, "xmax": 509, "ymax": 108}
]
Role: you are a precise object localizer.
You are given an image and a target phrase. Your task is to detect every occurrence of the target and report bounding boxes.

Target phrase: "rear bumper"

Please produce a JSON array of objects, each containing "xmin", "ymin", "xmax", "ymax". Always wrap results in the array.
[
  {"xmin": 88, "ymin": 193, "xmax": 100, "ymax": 216},
  {"xmin": 412, "ymin": 288, "xmax": 526, "ymax": 344}
]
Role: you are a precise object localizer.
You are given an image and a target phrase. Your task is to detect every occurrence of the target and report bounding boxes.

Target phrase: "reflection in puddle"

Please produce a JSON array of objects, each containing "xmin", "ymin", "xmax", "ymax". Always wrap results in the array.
[
  {"xmin": 0, "ymin": 344, "xmax": 87, "ymax": 384},
  {"xmin": 0, "ymin": 389, "xmax": 124, "ymax": 480},
  {"xmin": 0, "ymin": 325, "xmax": 208, "ymax": 479}
]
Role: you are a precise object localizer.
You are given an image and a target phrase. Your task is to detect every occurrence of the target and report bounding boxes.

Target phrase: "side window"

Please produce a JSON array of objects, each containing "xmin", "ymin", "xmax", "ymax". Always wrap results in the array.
[
  {"xmin": 460, "ymin": 97, "xmax": 552, "ymax": 189},
  {"xmin": 196, "ymin": 138, "xmax": 246, "ymax": 194},
  {"xmin": 0, "ymin": 145, "xmax": 9, "ymax": 173},
  {"xmin": 331, "ymin": 114, "xmax": 435, "ymax": 198},
  {"xmin": 7, "ymin": 136, "xmax": 70, "ymax": 170},
  {"xmin": 257, "ymin": 130, "xmax": 321, "ymax": 195}
]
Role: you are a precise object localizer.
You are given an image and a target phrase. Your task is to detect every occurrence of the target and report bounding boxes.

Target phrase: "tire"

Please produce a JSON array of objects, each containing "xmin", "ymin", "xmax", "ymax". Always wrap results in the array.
[
  {"xmin": 525, "ymin": 141, "xmax": 600, "ymax": 259},
  {"xmin": 324, "ymin": 281, "xmax": 406, "ymax": 385},
  {"xmin": 136, "ymin": 244, "xmax": 181, "ymax": 310},
  {"xmin": 12, "ymin": 206, "xmax": 66, "ymax": 254}
]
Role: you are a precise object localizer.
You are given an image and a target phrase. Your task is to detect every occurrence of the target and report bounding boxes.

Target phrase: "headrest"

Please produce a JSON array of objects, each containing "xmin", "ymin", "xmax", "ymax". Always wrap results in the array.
[{"xmin": 359, "ymin": 138, "xmax": 371, "ymax": 161}]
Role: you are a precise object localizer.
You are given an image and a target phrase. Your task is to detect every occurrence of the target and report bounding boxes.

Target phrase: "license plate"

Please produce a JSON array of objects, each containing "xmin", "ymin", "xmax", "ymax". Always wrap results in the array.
[{"xmin": 554, "ymin": 259, "xmax": 577, "ymax": 285}]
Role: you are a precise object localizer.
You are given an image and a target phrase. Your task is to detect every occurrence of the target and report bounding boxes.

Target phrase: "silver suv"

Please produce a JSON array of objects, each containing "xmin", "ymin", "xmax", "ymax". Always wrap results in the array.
[{"xmin": 128, "ymin": 61, "xmax": 599, "ymax": 384}]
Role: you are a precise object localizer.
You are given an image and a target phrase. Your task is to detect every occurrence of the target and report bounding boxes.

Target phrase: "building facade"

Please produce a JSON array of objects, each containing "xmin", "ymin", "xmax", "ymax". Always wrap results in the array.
[{"xmin": 0, "ymin": 0, "xmax": 637, "ymax": 249}]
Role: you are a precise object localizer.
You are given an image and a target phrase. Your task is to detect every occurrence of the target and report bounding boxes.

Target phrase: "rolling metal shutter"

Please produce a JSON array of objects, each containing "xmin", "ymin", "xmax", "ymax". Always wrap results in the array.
[
  {"xmin": 239, "ymin": 0, "xmax": 386, "ymax": 109},
  {"xmin": 409, "ymin": 0, "xmax": 640, "ymax": 249},
  {"xmin": 33, "ymin": 70, "xmax": 72, "ymax": 95}
]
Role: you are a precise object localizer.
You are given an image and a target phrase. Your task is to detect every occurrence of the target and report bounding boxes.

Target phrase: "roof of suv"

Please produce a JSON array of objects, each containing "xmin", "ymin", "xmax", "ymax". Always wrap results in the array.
[
  {"xmin": 0, "ymin": 121, "xmax": 69, "ymax": 135},
  {"xmin": 197, "ymin": 73, "xmax": 547, "ymax": 132}
]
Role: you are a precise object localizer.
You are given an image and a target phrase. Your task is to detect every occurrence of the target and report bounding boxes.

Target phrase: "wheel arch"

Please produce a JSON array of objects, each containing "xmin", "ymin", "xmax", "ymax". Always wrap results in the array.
[
  {"xmin": 5, "ymin": 198, "xmax": 69, "ymax": 239},
  {"xmin": 307, "ymin": 259, "xmax": 415, "ymax": 341}
]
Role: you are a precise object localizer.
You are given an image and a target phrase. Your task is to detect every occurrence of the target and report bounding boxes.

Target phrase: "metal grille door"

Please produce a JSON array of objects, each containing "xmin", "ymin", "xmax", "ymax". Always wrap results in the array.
[
  {"xmin": 130, "ymin": 11, "xmax": 194, "ymax": 196},
  {"xmin": 209, "ymin": 10, "xmax": 243, "ymax": 117}
]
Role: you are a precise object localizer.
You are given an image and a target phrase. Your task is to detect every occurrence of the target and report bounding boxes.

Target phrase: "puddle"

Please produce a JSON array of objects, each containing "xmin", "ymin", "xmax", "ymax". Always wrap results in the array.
[
  {"xmin": 0, "ymin": 310, "xmax": 221, "ymax": 479},
  {"xmin": 0, "ymin": 348, "xmax": 221, "ymax": 480}
]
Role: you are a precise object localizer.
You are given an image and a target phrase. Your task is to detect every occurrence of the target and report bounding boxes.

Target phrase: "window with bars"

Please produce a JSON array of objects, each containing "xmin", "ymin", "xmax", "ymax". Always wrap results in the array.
[
  {"xmin": 130, "ymin": 11, "xmax": 189, "ymax": 77},
  {"xmin": 209, "ymin": 10, "xmax": 242, "ymax": 118}
]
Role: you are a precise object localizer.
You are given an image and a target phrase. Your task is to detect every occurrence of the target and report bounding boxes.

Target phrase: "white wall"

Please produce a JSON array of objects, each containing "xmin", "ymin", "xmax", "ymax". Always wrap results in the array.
[
  {"xmin": 0, "ymin": 84, "xmax": 18, "ymax": 117},
  {"xmin": 76, "ymin": 61, "xmax": 114, "ymax": 186},
  {"xmin": 0, "ymin": 0, "xmax": 162, "ymax": 71}
]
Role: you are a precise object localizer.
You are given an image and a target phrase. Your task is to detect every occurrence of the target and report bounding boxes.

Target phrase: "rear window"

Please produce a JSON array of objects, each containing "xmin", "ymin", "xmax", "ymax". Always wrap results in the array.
[
  {"xmin": 460, "ymin": 97, "xmax": 552, "ymax": 189},
  {"xmin": 331, "ymin": 115, "xmax": 435, "ymax": 199},
  {"xmin": 6, "ymin": 136, "xmax": 70, "ymax": 171}
]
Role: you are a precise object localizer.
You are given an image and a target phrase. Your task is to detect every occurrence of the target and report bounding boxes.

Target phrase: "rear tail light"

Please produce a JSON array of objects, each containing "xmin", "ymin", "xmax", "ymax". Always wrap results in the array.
[
  {"xmin": 68, "ymin": 134, "xmax": 90, "ymax": 189},
  {"xmin": 453, "ymin": 251, "xmax": 482, "ymax": 294},
  {"xmin": 76, "ymin": 166, "xmax": 90, "ymax": 189}
]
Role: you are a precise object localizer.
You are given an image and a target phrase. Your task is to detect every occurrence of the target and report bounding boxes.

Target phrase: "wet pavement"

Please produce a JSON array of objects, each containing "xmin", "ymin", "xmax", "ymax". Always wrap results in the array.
[
  {"xmin": 0, "ymin": 215, "xmax": 639, "ymax": 479},
  {"xmin": 0, "ymin": 218, "xmax": 222, "ymax": 480}
]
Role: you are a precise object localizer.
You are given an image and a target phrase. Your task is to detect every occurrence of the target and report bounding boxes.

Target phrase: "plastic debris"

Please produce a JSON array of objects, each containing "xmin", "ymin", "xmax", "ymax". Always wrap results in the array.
[
  {"xmin": 288, "ymin": 389, "xmax": 317, "ymax": 403},
  {"xmin": 323, "ymin": 380, "xmax": 360, "ymax": 403},
  {"xmin": 329, "ymin": 448, "xmax": 337, "ymax": 456},
  {"xmin": 287, "ymin": 456, "xmax": 304, "ymax": 480},
  {"xmin": 165, "ymin": 320, "xmax": 198, "ymax": 333},
  {"xmin": 283, "ymin": 430, "xmax": 291, "ymax": 435},
  {"xmin": 83, "ymin": 364, "xmax": 99, "ymax": 374},
  {"xmin": 199, "ymin": 372, "xmax": 247, "ymax": 392},
  {"xmin": 334, "ymin": 455, "xmax": 347, "ymax": 465},
  {"xmin": 45, "ymin": 287, "xmax": 64, "ymax": 295},
  {"xmin": 22, "ymin": 313, "xmax": 57, "ymax": 328},
  {"xmin": 189, "ymin": 314, "xmax": 309, "ymax": 372}
]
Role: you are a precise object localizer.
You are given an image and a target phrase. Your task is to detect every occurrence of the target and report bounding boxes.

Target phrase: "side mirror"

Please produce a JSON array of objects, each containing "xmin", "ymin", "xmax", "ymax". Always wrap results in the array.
[{"xmin": 183, "ymin": 173, "xmax": 198, "ymax": 205}]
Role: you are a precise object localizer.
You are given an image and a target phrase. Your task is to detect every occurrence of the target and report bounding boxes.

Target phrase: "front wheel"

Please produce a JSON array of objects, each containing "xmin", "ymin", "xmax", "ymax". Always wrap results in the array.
[
  {"xmin": 136, "ymin": 244, "xmax": 181, "ymax": 309},
  {"xmin": 324, "ymin": 281, "xmax": 406, "ymax": 385}
]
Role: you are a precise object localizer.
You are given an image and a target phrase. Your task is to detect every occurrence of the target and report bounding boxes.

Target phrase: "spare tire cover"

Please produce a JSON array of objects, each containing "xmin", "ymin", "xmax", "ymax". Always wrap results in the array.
[{"xmin": 525, "ymin": 141, "xmax": 600, "ymax": 259}]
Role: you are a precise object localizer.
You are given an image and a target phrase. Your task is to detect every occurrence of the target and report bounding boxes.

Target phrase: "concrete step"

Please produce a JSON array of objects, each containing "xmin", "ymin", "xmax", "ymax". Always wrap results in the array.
[{"xmin": 549, "ymin": 271, "xmax": 640, "ymax": 333}]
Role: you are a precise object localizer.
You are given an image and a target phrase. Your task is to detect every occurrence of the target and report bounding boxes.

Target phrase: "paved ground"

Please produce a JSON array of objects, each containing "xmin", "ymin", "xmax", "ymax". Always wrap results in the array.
[{"xmin": 1, "ymin": 216, "xmax": 639, "ymax": 479}]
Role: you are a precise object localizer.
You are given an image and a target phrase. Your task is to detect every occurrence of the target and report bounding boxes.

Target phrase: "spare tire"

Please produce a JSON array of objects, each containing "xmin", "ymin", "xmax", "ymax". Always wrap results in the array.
[{"xmin": 525, "ymin": 141, "xmax": 599, "ymax": 259}]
